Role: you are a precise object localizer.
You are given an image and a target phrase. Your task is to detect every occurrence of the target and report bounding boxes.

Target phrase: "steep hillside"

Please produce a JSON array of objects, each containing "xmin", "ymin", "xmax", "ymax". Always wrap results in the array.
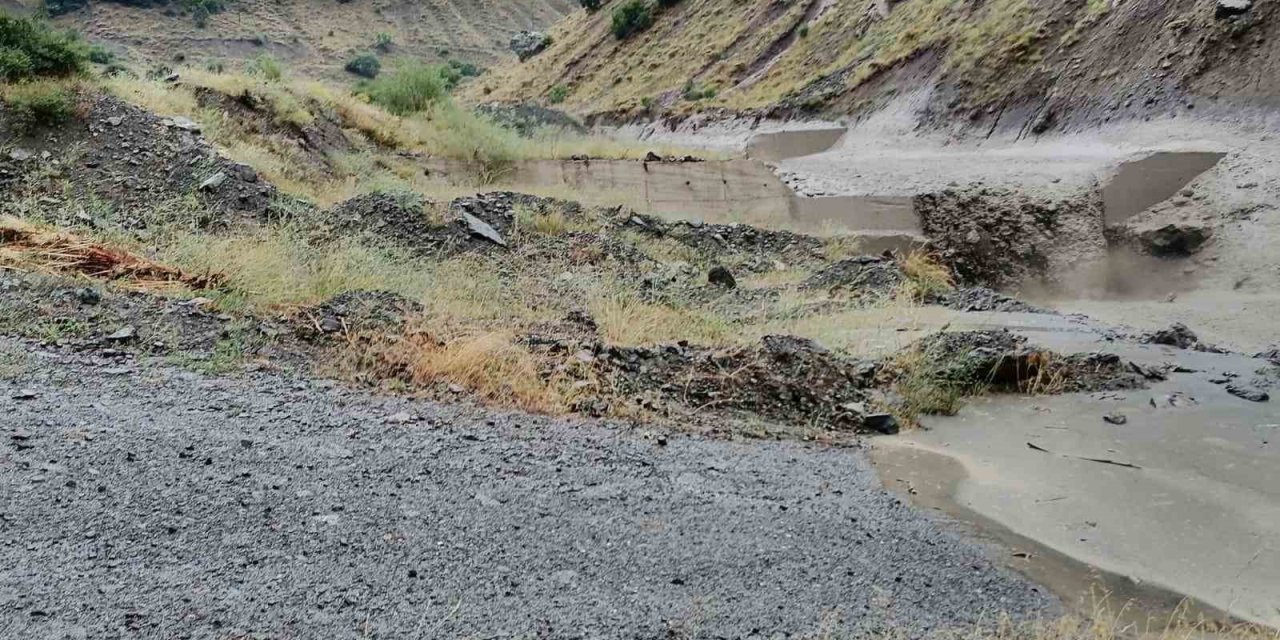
[
  {"xmin": 24, "ymin": 0, "xmax": 574, "ymax": 77},
  {"xmin": 468, "ymin": 0, "xmax": 1276, "ymax": 134}
]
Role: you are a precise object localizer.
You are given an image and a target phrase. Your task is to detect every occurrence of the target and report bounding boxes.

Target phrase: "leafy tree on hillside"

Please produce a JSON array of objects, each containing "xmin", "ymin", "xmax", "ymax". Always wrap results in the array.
[{"xmin": 611, "ymin": 0, "xmax": 653, "ymax": 40}]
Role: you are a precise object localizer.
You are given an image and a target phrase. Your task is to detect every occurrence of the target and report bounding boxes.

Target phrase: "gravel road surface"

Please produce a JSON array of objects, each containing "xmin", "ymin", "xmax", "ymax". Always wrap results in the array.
[{"xmin": 0, "ymin": 340, "xmax": 1056, "ymax": 638}]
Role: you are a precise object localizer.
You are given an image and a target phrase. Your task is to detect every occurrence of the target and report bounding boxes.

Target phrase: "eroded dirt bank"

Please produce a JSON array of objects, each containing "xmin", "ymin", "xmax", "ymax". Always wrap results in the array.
[{"xmin": 0, "ymin": 338, "xmax": 1058, "ymax": 638}]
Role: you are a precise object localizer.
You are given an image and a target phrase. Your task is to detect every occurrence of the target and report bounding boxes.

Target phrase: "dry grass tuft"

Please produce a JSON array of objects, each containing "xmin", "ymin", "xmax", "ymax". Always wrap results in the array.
[
  {"xmin": 335, "ymin": 325, "xmax": 595, "ymax": 414},
  {"xmin": 897, "ymin": 250, "xmax": 955, "ymax": 301},
  {"xmin": 0, "ymin": 217, "xmax": 222, "ymax": 292}
]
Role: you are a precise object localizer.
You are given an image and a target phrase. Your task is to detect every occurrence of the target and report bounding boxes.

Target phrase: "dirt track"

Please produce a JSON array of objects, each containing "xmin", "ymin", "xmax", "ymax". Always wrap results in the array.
[{"xmin": 0, "ymin": 339, "xmax": 1056, "ymax": 638}]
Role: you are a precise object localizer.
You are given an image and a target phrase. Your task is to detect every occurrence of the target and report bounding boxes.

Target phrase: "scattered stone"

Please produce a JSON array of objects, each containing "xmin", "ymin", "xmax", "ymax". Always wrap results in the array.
[
  {"xmin": 387, "ymin": 412, "xmax": 414, "ymax": 424},
  {"xmin": 1226, "ymin": 385, "xmax": 1269, "ymax": 403},
  {"xmin": 1137, "ymin": 223, "xmax": 1212, "ymax": 256},
  {"xmin": 10, "ymin": 428, "xmax": 32, "ymax": 440},
  {"xmin": 165, "ymin": 116, "xmax": 201, "ymax": 132},
  {"xmin": 1143, "ymin": 323, "xmax": 1199, "ymax": 349},
  {"xmin": 707, "ymin": 266, "xmax": 737, "ymax": 289},
  {"xmin": 8, "ymin": 148, "xmax": 32, "ymax": 162},
  {"xmin": 76, "ymin": 288, "xmax": 101, "ymax": 306},
  {"xmin": 941, "ymin": 287, "xmax": 1048, "ymax": 313},
  {"xmin": 801, "ymin": 256, "xmax": 902, "ymax": 297},
  {"xmin": 461, "ymin": 211, "xmax": 508, "ymax": 247},
  {"xmin": 1103, "ymin": 412, "xmax": 1128, "ymax": 425},
  {"xmin": 104, "ymin": 326, "xmax": 137, "ymax": 342},
  {"xmin": 106, "ymin": 116, "xmax": 124, "ymax": 127},
  {"xmin": 644, "ymin": 151, "xmax": 662, "ymax": 162},
  {"xmin": 11, "ymin": 389, "xmax": 38, "ymax": 400},
  {"xmin": 863, "ymin": 413, "xmax": 900, "ymax": 435},
  {"xmin": 198, "ymin": 172, "xmax": 228, "ymax": 191},
  {"xmin": 1216, "ymin": 0, "xmax": 1252, "ymax": 19}
]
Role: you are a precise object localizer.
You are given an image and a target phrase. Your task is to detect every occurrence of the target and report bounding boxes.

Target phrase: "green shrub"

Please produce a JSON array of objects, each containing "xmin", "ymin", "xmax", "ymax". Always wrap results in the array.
[
  {"xmin": 579, "ymin": 0, "xmax": 602, "ymax": 11},
  {"xmin": 0, "ymin": 13, "xmax": 87, "ymax": 81},
  {"xmin": 87, "ymin": 43, "xmax": 112, "ymax": 64},
  {"xmin": 344, "ymin": 52, "xmax": 380, "ymax": 78},
  {"xmin": 547, "ymin": 84, "xmax": 567, "ymax": 104},
  {"xmin": 42, "ymin": 0, "xmax": 87, "ymax": 17},
  {"xmin": 447, "ymin": 58, "xmax": 482, "ymax": 78},
  {"xmin": 611, "ymin": 0, "xmax": 653, "ymax": 40},
  {"xmin": 3, "ymin": 81, "xmax": 76, "ymax": 133},
  {"xmin": 798, "ymin": 24, "xmax": 809, "ymax": 38},
  {"xmin": 364, "ymin": 62, "xmax": 450, "ymax": 115},
  {"xmin": 681, "ymin": 81, "xmax": 715, "ymax": 101},
  {"xmin": 247, "ymin": 54, "xmax": 283, "ymax": 81},
  {"xmin": 374, "ymin": 32, "xmax": 392, "ymax": 51}
]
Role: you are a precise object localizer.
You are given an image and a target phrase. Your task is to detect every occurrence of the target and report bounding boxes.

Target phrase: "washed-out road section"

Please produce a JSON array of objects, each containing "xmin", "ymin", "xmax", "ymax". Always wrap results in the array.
[{"xmin": 0, "ymin": 340, "xmax": 1055, "ymax": 639}]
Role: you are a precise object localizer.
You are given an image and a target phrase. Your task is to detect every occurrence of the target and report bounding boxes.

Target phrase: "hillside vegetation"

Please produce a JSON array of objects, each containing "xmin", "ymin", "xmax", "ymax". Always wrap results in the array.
[
  {"xmin": 29, "ymin": 0, "xmax": 574, "ymax": 78},
  {"xmin": 468, "ymin": 0, "xmax": 1277, "ymax": 131}
]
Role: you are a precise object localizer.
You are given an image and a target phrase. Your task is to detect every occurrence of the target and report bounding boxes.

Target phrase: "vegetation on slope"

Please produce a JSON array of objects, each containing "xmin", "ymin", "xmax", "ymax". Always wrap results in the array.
[{"xmin": 468, "ymin": 0, "xmax": 1276, "ymax": 127}]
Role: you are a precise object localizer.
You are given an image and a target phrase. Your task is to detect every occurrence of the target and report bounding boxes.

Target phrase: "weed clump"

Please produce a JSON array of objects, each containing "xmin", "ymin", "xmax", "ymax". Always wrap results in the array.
[
  {"xmin": 1, "ymin": 80, "xmax": 78, "ymax": 133},
  {"xmin": 247, "ymin": 54, "xmax": 283, "ymax": 81},
  {"xmin": 364, "ymin": 62, "xmax": 450, "ymax": 115}
]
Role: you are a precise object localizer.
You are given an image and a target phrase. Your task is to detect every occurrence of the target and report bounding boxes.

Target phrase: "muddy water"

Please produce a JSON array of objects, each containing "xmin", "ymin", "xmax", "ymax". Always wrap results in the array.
[{"xmin": 745, "ymin": 127, "xmax": 846, "ymax": 163}]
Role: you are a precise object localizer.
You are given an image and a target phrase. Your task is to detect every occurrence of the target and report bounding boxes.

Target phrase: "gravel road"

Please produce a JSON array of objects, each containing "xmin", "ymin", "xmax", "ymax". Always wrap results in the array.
[{"xmin": 0, "ymin": 340, "xmax": 1056, "ymax": 639}]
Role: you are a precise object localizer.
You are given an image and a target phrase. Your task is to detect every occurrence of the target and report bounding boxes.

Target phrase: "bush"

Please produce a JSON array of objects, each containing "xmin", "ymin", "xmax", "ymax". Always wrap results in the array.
[
  {"xmin": 42, "ymin": 0, "xmax": 88, "ymax": 17},
  {"xmin": 447, "ymin": 58, "xmax": 482, "ymax": 78},
  {"xmin": 547, "ymin": 84, "xmax": 567, "ymax": 104},
  {"xmin": 247, "ymin": 54, "xmax": 283, "ymax": 81},
  {"xmin": 3, "ymin": 80, "xmax": 76, "ymax": 133},
  {"xmin": 611, "ymin": 0, "xmax": 653, "ymax": 40},
  {"xmin": 87, "ymin": 44, "xmax": 112, "ymax": 64},
  {"xmin": 579, "ymin": 0, "xmax": 601, "ymax": 11},
  {"xmin": 344, "ymin": 52, "xmax": 380, "ymax": 78},
  {"xmin": 374, "ymin": 32, "xmax": 392, "ymax": 51},
  {"xmin": 0, "ymin": 13, "xmax": 87, "ymax": 81},
  {"xmin": 364, "ymin": 62, "xmax": 450, "ymax": 115},
  {"xmin": 681, "ymin": 81, "xmax": 715, "ymax": 101}
]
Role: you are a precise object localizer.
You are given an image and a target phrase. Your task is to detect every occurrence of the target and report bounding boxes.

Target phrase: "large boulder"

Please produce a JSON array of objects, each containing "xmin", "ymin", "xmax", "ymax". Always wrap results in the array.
[
  {"xmin": 509, "ymin": 31, "xmax": 550, "ymax": 61},
  {"xmin": 1137, "ymin": 223, "xmax": 1212, "ymax": 256}
]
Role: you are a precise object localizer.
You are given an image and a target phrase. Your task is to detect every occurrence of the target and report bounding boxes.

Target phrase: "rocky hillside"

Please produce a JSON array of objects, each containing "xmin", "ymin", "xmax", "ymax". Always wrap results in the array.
[
  {"xmin": 467, "ymin": 0, "xmax": 1274, "ymax": 134},
  {"xmin": 15, "ymin": 0, "xmax": 574, "ymax": 77}
]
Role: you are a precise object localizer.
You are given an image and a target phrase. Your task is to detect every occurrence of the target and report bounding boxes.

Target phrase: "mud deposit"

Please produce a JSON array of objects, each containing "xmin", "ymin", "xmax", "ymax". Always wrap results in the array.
[{"xmin": 0, "ymin": 340, "xmax": 1058, "ymax": 638}]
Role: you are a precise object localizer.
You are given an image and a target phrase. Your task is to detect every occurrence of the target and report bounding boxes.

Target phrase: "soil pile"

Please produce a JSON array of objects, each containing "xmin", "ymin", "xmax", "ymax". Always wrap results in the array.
[
  {"xmin": 0, "ymin": 94, "xmax": 272, "ymax": 222},
  {"xmin": 594, "ymin": 334, "xmax": 877, "ymax": 432},
  {"xmin": 801, "ymin": 255, "xmax": 903, "ymax": 297},
  {"xmin": 915, "ymin": 188, "xmax": 1105, "ymax": 289},
  {"xmin": 905, "ymin": 330, "xmax": 1147, "ymax": 394}
]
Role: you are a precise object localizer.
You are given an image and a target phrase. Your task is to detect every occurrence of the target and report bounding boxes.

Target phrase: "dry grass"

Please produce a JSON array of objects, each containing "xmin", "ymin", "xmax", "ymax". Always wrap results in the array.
[
  {"xmin": 588, "ymin": 289, "xmax": 733, "ymax": 347},
  {"xmin": 103, "ymin": 68, "xmax": 709, "ymax": 203},
  {"xmin": 897, "ymin": 250, "xmax": 955, "ymax": 301},
  {"xmin": 0, "ymin": 217, "xmax": 222, "ymax": 292},
  {"xmin": 334, "ymin": 325, "xmax": 596, "ymax": 414}
]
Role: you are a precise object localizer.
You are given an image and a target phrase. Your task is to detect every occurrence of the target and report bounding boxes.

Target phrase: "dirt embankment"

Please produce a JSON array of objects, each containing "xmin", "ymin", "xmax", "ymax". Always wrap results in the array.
[
  {"xmin": 1, "ymin": 93, "xmax": 272, "ymax": 223},
  {"xmin": 470, "ymin": 0, "xmax": 1277, "ymax": 137}
]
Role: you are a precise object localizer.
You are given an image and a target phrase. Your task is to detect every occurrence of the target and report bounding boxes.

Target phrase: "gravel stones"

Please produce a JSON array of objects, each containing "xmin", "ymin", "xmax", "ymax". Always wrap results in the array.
[
  {"xmin": 0, "ymin": 340, "xmax": 1058, "ymax": 637},
  {"xmin": 801, "ymin": 255, "xmax": 903, "ymax": 296}
]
